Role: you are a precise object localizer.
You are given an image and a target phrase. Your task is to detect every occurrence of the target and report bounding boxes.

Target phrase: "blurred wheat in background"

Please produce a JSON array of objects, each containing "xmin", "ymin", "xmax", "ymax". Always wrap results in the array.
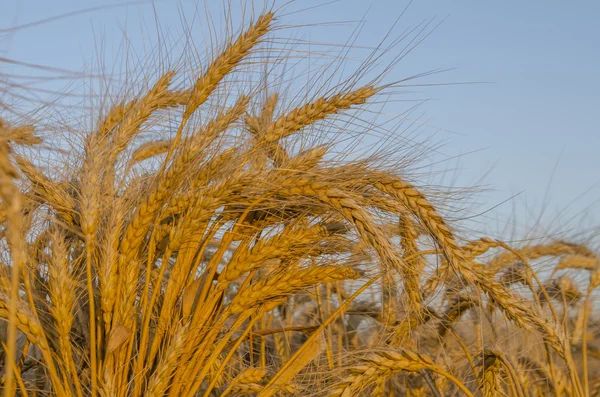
[{"xmin": 0, "ymin": 3, "xmax": 598, "ymax": 396}]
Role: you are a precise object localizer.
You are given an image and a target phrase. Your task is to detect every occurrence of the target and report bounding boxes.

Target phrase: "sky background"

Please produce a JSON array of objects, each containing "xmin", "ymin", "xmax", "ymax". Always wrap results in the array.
[{"xmin": 1, "ymin": 0, "xmax": 599, "ymax": 242}]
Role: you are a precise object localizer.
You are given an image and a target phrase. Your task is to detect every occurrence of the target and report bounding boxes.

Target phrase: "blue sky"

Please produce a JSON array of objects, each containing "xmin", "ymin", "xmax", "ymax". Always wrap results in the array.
[{"xmin": 1, "ymin": 0, "xmax": 599, "ymax": 241}]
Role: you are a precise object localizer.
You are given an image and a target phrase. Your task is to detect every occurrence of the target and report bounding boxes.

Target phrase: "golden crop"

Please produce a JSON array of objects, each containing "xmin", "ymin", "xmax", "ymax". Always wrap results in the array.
[{"xmin": 0, "ymin": 5, "xmax": 597, "ymax": 397}]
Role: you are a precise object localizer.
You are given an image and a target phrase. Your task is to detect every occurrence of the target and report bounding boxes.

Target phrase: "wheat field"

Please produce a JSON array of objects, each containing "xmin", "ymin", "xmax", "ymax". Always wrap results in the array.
[{"xmin": 0, "ymin": 4, "xmax": 598, "ymax": 396}]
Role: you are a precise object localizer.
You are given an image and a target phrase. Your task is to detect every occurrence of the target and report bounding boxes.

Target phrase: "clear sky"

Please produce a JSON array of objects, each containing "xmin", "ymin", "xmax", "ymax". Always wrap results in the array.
[{"xmin": 1, "ymin": 0, "xmax": 599, "ymax": 241}]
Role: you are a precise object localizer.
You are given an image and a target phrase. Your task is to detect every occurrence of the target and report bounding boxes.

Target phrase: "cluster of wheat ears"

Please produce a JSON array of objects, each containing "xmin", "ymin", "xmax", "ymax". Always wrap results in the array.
[{"xmin": 0, "ymin": 6, "xmax": 598, "ymax": 397}]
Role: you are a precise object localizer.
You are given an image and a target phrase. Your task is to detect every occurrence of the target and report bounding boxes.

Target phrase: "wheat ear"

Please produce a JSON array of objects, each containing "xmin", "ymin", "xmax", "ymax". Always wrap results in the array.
[
  {"xmin": 398, "ymin": 212, "xmax": 424, "ymax": 315},
  {"xmin": 131, "ymin": 140, "xmax": 172, "ymax": 164},
  {"xmin": 477, "ymin": 351, "xmax": 504, "ymax": 397},
  {"xmin": 229, "ymin": 265, "xmax": 362, "ymax": 314},
  {"xmin": 329, "ymin": 349, "xmax": 474, "ymax": 397},
  {"xmin": 145, "ymin": 323, "xmax": 189, "ymax": 397},
  {"xmin": 48, "ymin": 229, "xmax": 83, "ymax": 396},
  {"xmin": 221, "ymin": 368, "xmax": 267, "ymax": 397},
  {"xmin": 262, "ymin": 86, "xmax": 378, "ymax": 143},
  {"xmin": 14, "ymin": 155, "xmax": 76, "ymax": 226},
  {"xmin": 185, "ymin": 13, "xmax": 274, "ymax": 117},
  {"xmin": 0, "ymin": 138, "xmax": 26, "ymax": 397},
  {"xmin": 488, "ymin": 241, "xmax": 595, "ymax": 273}
]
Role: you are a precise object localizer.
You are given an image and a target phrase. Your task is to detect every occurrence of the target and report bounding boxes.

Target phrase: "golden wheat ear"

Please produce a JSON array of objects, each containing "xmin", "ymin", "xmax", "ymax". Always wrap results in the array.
[
  {"xmin": 14, "ymin": 155, "xmax": 77, "ymax": 225},
  {"xmin": 330, "ymin": 349, "xmax": 474, "ymax": 397},
  {"xmin": 130, "ymin": 140, "xmax": 172, "ymax": 164},
  {"xmin": 184, "ymin": 12, "xmax": 275, "ymax": 118},
  {"xmin": 262, "ymin": 86, "xmax": 379, "ymax": 144},
  {"xmin": 476, "ymin": 351, "xmax": 504, "ymax": 397}
]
